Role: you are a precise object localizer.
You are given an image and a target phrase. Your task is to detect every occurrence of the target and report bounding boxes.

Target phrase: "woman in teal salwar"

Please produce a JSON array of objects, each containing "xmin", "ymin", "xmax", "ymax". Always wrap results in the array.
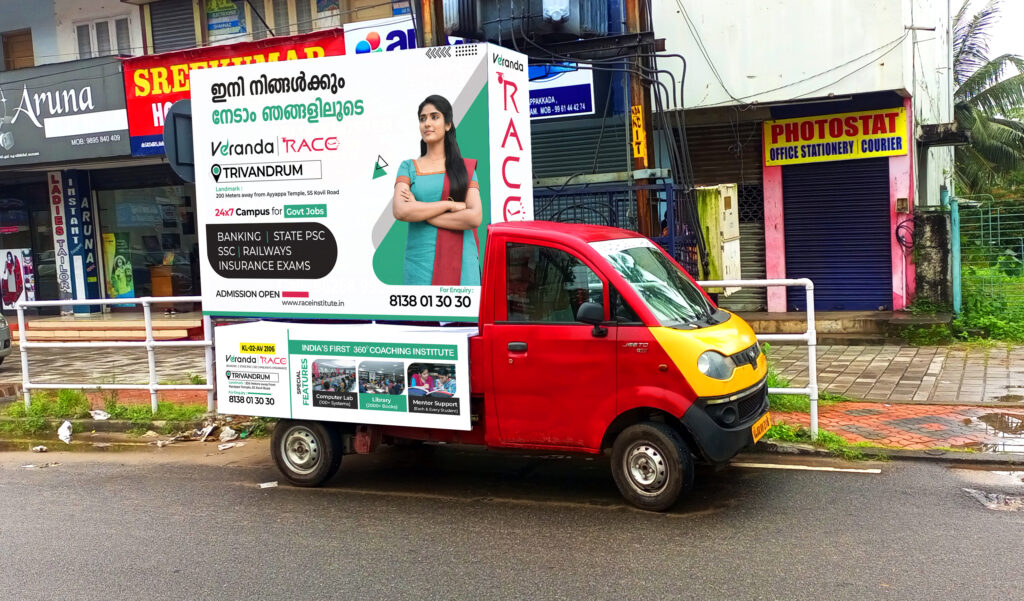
[{"xmin": 392, "ymin": 95, "xmax": 482, "ymax": 286}]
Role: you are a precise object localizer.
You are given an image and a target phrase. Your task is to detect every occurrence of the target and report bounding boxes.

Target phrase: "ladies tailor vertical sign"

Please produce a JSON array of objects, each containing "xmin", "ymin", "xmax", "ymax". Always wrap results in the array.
[{"xmin": 190, "ymin": 43, "xmax": 532, "ymax": 320}]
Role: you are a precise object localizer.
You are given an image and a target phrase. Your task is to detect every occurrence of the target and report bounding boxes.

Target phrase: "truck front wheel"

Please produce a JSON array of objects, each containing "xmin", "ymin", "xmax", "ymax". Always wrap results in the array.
[
  {"xmin": 271, "ymin": 420, "xmax": 342, "ymax": 487},
  {"xmin": 611, "ymin": 422, "xmax": 694, "ymax": 511}
]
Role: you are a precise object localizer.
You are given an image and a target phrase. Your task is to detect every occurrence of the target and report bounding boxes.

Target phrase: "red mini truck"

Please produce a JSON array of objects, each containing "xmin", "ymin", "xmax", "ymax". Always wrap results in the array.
[{"xmin": 265, "ymin": 221, "xmax": 770, "ymax": 511}]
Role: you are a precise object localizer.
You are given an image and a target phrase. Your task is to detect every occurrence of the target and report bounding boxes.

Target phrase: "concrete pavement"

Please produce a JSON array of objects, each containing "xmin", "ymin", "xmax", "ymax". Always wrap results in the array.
[{"xmin": 1, "ymin": 343, "xmax": 1023, "ymax": 454}]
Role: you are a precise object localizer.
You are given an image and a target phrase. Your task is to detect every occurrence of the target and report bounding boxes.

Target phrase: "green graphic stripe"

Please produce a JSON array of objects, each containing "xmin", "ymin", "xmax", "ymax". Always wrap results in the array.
[
  {"xmin": 289, "ymin": 340, "xmax": 458, "ymax": 360},
  {"xmin": 284, "ymin": 204, "xmax": 327, "ymax": 218},
  {"xmin": 359, "ymin": 394, "xmax": 407, "ymax": 412}
]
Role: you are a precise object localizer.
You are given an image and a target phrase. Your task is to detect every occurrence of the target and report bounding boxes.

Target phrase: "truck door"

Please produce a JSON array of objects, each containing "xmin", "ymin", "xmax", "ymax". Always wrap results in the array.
[{"xmin": 489, "ymin": 241, "xmax": 615, "ymax": 448}]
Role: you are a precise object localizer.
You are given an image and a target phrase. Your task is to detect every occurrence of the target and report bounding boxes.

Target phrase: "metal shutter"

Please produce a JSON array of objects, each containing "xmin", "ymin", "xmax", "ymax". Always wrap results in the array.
[
  {"xmin": 783, "ymin": 158, "xmax": 891, "ymax": 311},
  {"xmin": 151, "ymin": 0, "xmax": 197, "ymax": 54},
  {"xmin": 531, "ymin": 117, "xmax": 628, "ymax": 178},
  {"xmin": 685, "ymin": 123, "xmax": 767, "ymax": 311},
  {"xmin": 685, "ymin": 122, "xmax": 763, "ymax": 187}
]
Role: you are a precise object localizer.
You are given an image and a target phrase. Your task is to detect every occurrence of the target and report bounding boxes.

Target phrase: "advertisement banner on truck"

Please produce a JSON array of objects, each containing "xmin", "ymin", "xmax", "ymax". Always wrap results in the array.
[
  {"xmin": 190, "ymin": 43, "xmax": 533, "ymax": 321},
  {"xmin": 122, "ymin": 29, "xmax": 346, "ymax": 156},
  {"xmin": 216, "ymin": 321, "xmax": 473, "ymax": 430},
  {"xmin": 762, "ymin": 107, "xmax": 908, "ymax": 166}
]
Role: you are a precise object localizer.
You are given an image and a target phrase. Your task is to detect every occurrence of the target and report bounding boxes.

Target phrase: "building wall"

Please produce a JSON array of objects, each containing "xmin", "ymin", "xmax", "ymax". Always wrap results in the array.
[
  {"xmin": 53, "ymin": 0, "xmax": 145, "ymax": 61},
  {"xmin": 0, "ymin": 3, "xmax": 59, "ymax": 68},
  {"xmin": 903, "ymin": 0, "xmax": 954, "ymax": 206},
  {"xmin": 652, "ymin": 0, "xmax": 911, "ymax": 109},
  {"xmin": 653, "ymin": 0, "xmax": 955, "ymax": 206}
]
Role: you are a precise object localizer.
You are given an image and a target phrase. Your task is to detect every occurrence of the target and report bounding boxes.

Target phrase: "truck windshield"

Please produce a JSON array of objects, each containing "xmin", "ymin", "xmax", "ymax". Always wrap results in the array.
[{"xmin": 591, "ymin": 238, "xmax": 716, "ymax": 328}]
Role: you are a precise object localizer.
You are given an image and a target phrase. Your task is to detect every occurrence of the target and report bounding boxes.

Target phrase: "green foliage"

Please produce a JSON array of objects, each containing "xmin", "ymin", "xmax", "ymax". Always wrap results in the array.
[
  {"xmin": 242, "ymin": 417, "xmax": 273, "ymax": 438},
  {"xmin": 4, "ymin": 390, "xmax": 90, "ymax": 420},
  {"xmin": 762, "ymin": 423, "xmax": 867, "ymax": 460},
  {"xmin": 763, "ymin": 343, "xmax": 848, "ymax": 411},
  {"xmin": 905, "ymin": 298, "xmax": 950, "ymax": 316},
  {"xmin": 103, "ymin": 401, "xmax": 207, "ymax": 423},
  {"xmin": 952, "ymin": 0, "xmax": 1024, "ymax": 194},
  {"xmin": 901, "ymin": 324, "xmax": 955, "ymax": 346}
]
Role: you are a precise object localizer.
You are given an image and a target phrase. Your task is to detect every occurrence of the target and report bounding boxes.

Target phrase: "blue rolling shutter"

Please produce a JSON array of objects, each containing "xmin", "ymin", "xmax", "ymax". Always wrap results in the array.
[{"xmin": 783, "ymin": 158, "xmax": 892, "ymax": 311}]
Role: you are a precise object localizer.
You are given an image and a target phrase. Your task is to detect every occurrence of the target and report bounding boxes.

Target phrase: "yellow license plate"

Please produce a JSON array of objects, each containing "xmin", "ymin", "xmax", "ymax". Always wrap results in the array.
[{"xmin": 751, "ymin": 412, "xmax": 772, "ymax": 443}]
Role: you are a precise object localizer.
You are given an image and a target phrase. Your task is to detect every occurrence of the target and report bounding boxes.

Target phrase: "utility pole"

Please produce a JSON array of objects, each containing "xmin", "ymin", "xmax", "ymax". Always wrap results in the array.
[
  {"xmin": 417, "ymin": 0, "xmax": 446, "ymax": 47},
  {"xmin": 625, "ymin": 0, "xmax": 655, "ymax": 237}
]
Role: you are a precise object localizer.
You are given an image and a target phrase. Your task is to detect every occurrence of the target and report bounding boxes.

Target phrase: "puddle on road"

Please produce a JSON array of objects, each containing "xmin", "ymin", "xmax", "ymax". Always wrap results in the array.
[
  {"xmin": 963, "ymin": 488, "xmax": 1024, "ymax": 511},
  {"xmin": 954, "ymin": 413, "xmax": 1024, "ymax": 453},
  {"xmin": 0, "ymin": 440, "xmax": 144, "ymax": 453}
]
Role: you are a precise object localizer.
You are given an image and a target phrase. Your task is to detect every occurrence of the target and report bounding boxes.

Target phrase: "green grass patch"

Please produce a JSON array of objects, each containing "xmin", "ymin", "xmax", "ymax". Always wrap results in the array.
[
  {"xmin": 5, "ymin": 390, "xmax": 90, "ymax": 420},
  {"xmin": 763, "ymin": 423, "xmax": 873, "ymax": 461},
  {"xmin": 763, "ymin": 343, "xmax": 849, "ymax": 412},
  {"xmin": 102, "ymin": 398, "xmax": 206, "ymax": 423}
]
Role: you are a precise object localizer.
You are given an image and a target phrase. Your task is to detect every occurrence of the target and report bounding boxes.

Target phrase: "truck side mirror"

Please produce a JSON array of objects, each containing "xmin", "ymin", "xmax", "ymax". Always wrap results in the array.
[{"xmin": 576, "ymin": 302, "xmax": 607, "ymax": 338}]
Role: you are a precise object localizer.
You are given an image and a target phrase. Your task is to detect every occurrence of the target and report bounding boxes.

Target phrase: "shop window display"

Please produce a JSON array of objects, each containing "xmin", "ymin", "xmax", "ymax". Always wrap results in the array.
[{"xmin": 97, "ymin": 185, "xmax": 199, "ymax": 305}]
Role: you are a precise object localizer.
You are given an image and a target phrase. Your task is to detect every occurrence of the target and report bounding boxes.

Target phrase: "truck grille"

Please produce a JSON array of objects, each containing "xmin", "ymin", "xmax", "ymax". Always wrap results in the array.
[{"xmin": 736, "ymin": 384, "xmax": 767, "ymax": 423}]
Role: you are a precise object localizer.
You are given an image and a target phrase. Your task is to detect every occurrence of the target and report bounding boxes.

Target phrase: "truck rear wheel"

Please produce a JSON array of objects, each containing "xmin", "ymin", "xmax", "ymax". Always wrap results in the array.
[
  {"xmin": 611, "ymin": 422, "xmax": 694, "ymax": 512},
  {"xmin": 271, "ymin": 420, "xmax": 342, "ymax": 487}
]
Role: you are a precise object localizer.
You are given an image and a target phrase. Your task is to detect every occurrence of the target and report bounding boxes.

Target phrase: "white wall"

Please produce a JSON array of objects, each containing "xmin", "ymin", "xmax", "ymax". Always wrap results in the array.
[
  {"xmin": 0, "ymin": 3, "xmax": 58, "ymax": 68},
  {"xmin": 53, "ymin": 0, "xmax": 144, "ymax": 61},
  {"xmin": 652, "ymin": 0, "xmax": 911, "ymax": 109},
  {"xmin": 653, "ymin": 0, "xmax": 955, "ymax": 204},
  {"xmin": 904, "ymin": 0, "xmax": 954, "ymax": 205}
]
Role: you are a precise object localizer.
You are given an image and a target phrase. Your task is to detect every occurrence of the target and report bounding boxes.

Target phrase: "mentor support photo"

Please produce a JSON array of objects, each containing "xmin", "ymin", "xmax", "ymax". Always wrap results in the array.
[{"xmin": 391, "ymin": 94, "xmax": 482, "ymax": 286}]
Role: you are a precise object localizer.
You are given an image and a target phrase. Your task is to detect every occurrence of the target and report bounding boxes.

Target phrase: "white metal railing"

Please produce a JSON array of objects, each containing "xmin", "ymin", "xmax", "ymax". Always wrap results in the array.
[
  {"xmin": 697, "ymin": 278, "xmax": 819, "ymax": 439},
  {"xmin": 15, "ymin": 296, "xmax": 215, "ymax": 414}
]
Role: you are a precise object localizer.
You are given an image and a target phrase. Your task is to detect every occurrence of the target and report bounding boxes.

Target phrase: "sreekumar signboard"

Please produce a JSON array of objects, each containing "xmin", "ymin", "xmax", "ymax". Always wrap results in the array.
[{"xmin": 190, "ymin": 43, "xmax": 533, "ymax": 321}]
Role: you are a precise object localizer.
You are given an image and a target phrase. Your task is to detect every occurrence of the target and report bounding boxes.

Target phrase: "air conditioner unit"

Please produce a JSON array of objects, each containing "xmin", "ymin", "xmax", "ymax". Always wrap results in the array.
[{"xmin": 444, "ymin": 0, "xmax": 608, "ymax": 43}]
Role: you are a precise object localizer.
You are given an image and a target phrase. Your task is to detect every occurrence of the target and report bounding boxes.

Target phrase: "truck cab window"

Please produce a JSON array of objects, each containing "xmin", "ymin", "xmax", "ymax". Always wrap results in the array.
[
  {"xmin": 506, "ymin": 243, "xmax": 603, "ymax": 323},
  {"xmin": 611, "ymin": 286, "xmax": 641, "ymax": 324}
]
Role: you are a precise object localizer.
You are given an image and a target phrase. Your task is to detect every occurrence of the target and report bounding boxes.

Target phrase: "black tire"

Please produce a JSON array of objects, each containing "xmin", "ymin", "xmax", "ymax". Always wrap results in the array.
[
  {"xmin": 271, "ymin": 420, "xmax": 343, "ymax": 487},
  {"xmin": 610, "ymin": 422, "xmax": 694, "ymax": 512}
]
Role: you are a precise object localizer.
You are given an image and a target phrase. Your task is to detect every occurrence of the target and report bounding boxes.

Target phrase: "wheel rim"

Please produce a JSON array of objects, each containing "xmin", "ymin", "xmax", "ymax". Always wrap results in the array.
[
  {"xmin": 280, "ymin": 426, "xmax": 321, "ymax": 476},
  {"xmin": 623, "ymin": 441, "xmax": 669, "ymax": 496}
]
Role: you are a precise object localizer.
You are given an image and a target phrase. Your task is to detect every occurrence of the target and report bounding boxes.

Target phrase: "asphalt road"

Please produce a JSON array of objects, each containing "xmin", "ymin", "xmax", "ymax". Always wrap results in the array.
[{"xmin": 1, "ymin": 440, "xmax": 1022, "ymax": 601}]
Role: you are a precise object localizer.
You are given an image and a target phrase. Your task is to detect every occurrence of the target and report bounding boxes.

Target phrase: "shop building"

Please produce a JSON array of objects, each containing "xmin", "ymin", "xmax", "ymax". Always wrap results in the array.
[
  {"xmin": 653, "ymin": 0, "xmax": 955, "ymax": 312},
  {"xmin": 0, "ymin": 0, "xmax": 352, "ymax": 318}
]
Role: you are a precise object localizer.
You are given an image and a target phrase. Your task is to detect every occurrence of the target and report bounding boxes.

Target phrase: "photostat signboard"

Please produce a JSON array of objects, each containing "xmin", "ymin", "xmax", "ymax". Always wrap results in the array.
[
  {"xmin": 763, "ymin": 107, "xmax": 908, "ymax": 166},
  {"xmin": 190, "ymin": 43, "xmax": 532, "ymax": 321},
  {"xmin": 215, "ymin": 321, "xmax": 472, "ymax": 431}
]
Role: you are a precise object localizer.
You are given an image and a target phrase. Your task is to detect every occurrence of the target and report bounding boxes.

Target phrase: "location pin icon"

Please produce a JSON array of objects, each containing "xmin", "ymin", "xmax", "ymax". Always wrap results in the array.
[{"xmin": 211, "ymin": 164, "xmax": 222, "ymax": 182}]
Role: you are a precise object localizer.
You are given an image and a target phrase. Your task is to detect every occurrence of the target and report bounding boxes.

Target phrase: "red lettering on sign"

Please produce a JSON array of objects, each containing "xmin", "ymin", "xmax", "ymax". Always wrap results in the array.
[
  {"xmin": 859, "ymin": 115, "xmax": 872, "ymax": 135},
  {"xmin": 814, "ymin": 119, "xmax": 828, "ymax": 138},
  {"xmin": 784, "ymin": 122, "xmax": 800, "ymax": 143},
  {"xmin": 502, "ymin": 118, "xmax": 523, "ymax": 151},
  {"xmin": 844, "ymin": 116, "xmax": 859, "ymax": 137},
  {"xmin": 885, "ymin": 111, "xmax": 898, "ymax": 134},
  {"xmin": 871, "ymin": 114, "xmax": 887, "ymax": 134},
  {"xmin": 770, "ymin": 124, "xmax": 784, "ymax": 144},
  {"xmin": 502, "ymin": 156, "xmax": 521, "ymax": 189},
  {"xmin": 799, "ymin": 122, "xmax": 814, "ymax": 140},
  {"xmin": 828, "ymin": 118, "xmax": 843, "ymax": 138}
]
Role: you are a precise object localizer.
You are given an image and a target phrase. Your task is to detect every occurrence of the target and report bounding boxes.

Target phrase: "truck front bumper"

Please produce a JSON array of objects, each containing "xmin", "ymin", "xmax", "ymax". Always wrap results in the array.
[{"xmin": 680, "ymin": 383, "xmax": 769, "ymax": 464}]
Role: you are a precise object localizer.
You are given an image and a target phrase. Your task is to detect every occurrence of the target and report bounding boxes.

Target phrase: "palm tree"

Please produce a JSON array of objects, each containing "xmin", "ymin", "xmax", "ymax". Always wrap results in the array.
[{"xmin": 953, "ymin": 0, "xmax": 1024, "ymax": 194}]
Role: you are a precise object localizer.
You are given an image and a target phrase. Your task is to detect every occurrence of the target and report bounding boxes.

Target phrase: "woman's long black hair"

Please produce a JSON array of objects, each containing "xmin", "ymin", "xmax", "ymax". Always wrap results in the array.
[{"xmin": 418, "ymin": 95, "xmax": 468, "ymax": 204}]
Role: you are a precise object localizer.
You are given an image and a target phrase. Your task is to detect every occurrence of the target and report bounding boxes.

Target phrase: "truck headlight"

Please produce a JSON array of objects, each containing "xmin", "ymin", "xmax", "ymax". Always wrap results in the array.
[{"xmin": 697, "ymin": 351, "xmax": 736, "ymax": 380}]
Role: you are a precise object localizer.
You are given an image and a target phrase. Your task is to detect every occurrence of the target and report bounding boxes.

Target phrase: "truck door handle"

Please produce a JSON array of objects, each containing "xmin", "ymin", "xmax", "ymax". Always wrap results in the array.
[{"xmin": 508, "ymin": 342, "xmax": 528, "ymax": 352}]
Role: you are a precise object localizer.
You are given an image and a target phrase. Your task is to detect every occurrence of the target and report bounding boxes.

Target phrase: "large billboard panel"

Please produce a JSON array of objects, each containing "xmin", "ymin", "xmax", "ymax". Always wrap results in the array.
[{"xmin": 191, "ymin": 43, "xmax": 532, "ymax": 320}]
